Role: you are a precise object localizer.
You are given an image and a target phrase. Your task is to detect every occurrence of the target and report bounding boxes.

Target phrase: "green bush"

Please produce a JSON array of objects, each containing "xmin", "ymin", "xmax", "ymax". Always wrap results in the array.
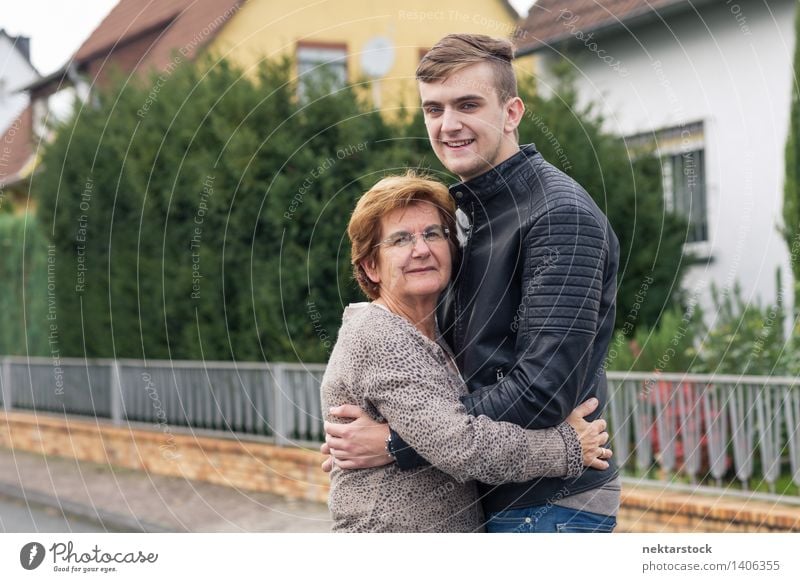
[
  {"xmin": 606, "ymin": 305, "xmax": 702, "ymax": 372},
  {"xmin": 34, "ymin": 57, "xmax": 433, "ymax": 362},
  {"xmin": 693, "ymin": 278, "xmax": 796, "ymax": 376},
  {"xmin": 607, "ymin": 276, "xmax": 799, "ymax": 375},
  {"xmin": 0, "ymin": 213, "xmax": 51, "ymax": 356},
  {"xmin": 30, "ymin": 55, "xmax": 689, "ymax": 362}
]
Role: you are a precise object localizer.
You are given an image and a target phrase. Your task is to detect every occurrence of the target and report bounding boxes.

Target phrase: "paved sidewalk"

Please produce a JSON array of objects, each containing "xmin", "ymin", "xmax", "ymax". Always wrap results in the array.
[
  {"xmin": 0, "ymin": 447, "xmax": 331, "ymax": 533},
  {"xmin": 0, "ymin": 492, "xmax": 105, "ymax": 533}
]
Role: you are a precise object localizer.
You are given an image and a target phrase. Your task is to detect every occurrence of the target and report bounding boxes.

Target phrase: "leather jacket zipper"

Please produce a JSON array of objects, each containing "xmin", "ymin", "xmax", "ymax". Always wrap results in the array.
[{"xmin": 454, "ymin": 202, "xmax": 475, "ymax": 351}]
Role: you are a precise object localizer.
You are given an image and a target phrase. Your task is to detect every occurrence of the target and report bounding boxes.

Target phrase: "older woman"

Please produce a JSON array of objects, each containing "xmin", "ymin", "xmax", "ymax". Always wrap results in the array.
[{"xmin": 321, "ymin": 173, "xmax": 610, "ymax": 532}]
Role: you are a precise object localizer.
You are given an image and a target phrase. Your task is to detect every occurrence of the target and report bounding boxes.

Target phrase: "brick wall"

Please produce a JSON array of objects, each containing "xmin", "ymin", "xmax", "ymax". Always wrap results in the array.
[
  {"xmin": 2, "ymin": 411, "xmax": 799, "ymax": 532},
  {"xmin": 618, "ymin": 485, "xmax": 800, "ymax": 532},
  {"xmin": 0, "ymin": 411, "xmax": 329, "ymax": 503}
]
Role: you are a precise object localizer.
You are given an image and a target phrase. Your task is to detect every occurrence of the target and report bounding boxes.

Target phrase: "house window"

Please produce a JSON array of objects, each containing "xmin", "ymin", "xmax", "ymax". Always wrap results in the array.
[
  {"xmin": 663, "ymin": 148, "xmax": 707, "ymax": 243},
  {"xmin": 296, "ymin": 42, "xmax": 347, "ymax": 97},
  {"xmin": 627, "ymin": 121, "xmax": 709, "ymax": 245}
]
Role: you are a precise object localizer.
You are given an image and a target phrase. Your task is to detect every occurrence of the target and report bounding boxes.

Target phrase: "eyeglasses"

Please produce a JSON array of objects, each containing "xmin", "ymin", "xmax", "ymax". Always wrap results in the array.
[{"xmin": 375, "ymin": 225, "xmax": 450, "ymax": 249}]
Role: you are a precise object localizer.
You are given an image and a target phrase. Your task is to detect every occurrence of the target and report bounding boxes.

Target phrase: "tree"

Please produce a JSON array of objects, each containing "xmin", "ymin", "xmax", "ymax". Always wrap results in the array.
[
  {"xmin": 34, "ymin": 57, "xmax": 434, "ymax": 362},
  {"xmin": 783, "ymin": 2, "xmax": 800, "ymax": 321}
]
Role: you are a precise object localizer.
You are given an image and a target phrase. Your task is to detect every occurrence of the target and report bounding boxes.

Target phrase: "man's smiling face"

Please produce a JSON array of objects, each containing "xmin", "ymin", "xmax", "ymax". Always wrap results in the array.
[{"xmin": 419, "ymin": 62, "xmax": 523, "ymax": 182}]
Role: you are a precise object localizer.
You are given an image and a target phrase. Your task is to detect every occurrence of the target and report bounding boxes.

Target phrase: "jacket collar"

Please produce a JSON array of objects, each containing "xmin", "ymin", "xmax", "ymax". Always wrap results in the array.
[{"xmin": 448, "ymin": 143, "xmax": 539, "ymax": 208}]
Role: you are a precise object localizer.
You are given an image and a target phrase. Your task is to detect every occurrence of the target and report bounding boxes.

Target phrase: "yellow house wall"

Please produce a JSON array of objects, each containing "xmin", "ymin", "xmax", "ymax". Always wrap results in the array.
[{"xmin": 211, "ymin": 0, "xmax": 533, "ymax": 113}]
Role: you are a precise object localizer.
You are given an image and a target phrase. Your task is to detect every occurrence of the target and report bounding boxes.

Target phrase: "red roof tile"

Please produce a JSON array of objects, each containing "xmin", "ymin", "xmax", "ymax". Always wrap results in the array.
[
  {"xmin": 72, "ymin": 0, "xmax": 242, "ymax": 74},
  {"xmin": 517, "ymin": 0, "xmax": 688, "ymax": 53},
  {"xmin": 5, "ymin": 1, "xmax": 243, "ymax": 190}
]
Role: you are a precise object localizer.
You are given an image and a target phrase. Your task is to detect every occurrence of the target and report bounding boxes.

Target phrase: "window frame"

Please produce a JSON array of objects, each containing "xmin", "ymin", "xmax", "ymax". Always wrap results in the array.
[
  {"xmin": 626, "ymin": 121, "xmax": 711, "ymax": 257},
  {"xmin": 295, "ymin": 40, "xmax": 348, "ymax": 98}
]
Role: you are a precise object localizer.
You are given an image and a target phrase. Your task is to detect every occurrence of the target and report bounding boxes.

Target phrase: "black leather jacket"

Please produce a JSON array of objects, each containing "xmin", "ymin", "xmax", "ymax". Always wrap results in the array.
[{"xmin": 390, "ymin": 144, "xmax": 620, "ymax": 512}]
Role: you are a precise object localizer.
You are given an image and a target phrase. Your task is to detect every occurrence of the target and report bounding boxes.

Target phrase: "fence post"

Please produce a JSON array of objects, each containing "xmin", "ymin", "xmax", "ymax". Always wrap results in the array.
[
  {"xmin": 271, "ymin": 363, "xmax": 290, "ymax": 446},
  {"xmin": 110, "ymin": 360, "xmax": 123, "ymax": 425},
  {"xmin": 1, "ymin": 357, "xmax": 11, "ymax": 413}
]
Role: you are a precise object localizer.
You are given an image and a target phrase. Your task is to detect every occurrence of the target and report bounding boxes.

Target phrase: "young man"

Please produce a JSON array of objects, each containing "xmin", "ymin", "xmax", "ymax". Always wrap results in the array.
[{"xmin": 323, "ymin": 34, "xmax": 620, "ymax": 533}]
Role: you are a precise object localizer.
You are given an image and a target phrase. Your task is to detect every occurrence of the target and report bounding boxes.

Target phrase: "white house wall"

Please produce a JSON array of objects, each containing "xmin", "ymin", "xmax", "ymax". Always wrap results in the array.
[
  {"xmin": 536, "ymin": 0, "xmax": 797, "ymax": 319},
  {"xmin": 0, "ymin": 35, "xmax": 38, "ymax": 135}
]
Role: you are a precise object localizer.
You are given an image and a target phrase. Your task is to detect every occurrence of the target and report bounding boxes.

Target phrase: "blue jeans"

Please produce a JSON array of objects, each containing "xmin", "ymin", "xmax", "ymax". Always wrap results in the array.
[{"xmin": 485, "ymin": 504, "xmax": 617, "ymax": 533}]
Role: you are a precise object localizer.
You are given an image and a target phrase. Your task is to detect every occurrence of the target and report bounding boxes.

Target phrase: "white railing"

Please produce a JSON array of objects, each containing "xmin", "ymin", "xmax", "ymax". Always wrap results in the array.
[
  {"xmin": 606, "ymin": 371, "xmax": 800, "ymax": 501},
  {"xmin": 1, "ymin": 356, "xmax": 798, "ymax": 500}
]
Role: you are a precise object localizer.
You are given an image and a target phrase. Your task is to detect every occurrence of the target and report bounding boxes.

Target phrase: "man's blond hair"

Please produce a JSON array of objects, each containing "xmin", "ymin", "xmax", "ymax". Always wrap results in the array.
[{"xmin": 416, "ymin": 34, "xmax": 518, "ymax": 103}]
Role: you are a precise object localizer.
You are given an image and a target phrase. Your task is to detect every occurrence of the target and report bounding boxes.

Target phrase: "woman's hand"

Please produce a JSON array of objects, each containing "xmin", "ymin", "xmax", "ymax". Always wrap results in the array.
[
  {"xmin": 566, "ymin": 398, "xmax": 612, "ymax": 470},
  {"xmin": 320, "ymin": 404, "xmax": 393, "ymax": 471}
]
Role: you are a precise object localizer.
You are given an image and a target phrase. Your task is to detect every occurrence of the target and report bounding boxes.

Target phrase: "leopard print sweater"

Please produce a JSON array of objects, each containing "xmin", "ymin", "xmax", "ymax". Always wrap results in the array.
[{"xmin": 321, "ymin": 303, "xmax": 583, "ymax": 532}]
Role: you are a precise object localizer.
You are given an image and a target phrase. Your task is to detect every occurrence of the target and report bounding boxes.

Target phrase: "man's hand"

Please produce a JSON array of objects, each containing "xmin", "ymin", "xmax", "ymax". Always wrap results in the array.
[
  {"xmin": 319, "ymin": 404, "xmax": 392, "ymax": 471},
  {"xmin": 566, "ymin": 398, "xmax": 612, "ymax": 470}
]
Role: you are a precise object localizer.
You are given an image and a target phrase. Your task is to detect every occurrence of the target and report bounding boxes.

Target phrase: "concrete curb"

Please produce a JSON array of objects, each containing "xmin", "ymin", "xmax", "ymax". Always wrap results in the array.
[{"xmin": 0, "ymin": 482, "xmax": 173, "ymax": 533}]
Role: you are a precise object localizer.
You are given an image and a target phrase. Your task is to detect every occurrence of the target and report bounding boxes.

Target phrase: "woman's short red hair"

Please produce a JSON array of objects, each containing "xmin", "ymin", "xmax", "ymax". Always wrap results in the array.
[{"xmin": 348, "ymin": 172, "xmax": 456, "ymax": 299}]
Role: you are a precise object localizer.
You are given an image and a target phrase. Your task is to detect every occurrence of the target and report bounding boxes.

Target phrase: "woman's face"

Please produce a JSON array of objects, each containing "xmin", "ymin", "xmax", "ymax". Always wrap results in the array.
[{"xmin": 362, "ymin": 202, "xmax": 452, "ymax": 305}]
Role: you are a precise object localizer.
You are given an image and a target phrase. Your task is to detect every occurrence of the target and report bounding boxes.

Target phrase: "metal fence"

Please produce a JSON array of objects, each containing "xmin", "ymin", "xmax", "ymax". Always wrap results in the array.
[
  {"xmin": 0, "ymin": 356, "xmax": 327, "ymax": 444},
  {"xmin": 1, "ymin": 356, "xmax": 798, "ymax": 500},
  {"xmin": 607, "ymin": 371, "xmax": 800, "ymax": 501}
]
